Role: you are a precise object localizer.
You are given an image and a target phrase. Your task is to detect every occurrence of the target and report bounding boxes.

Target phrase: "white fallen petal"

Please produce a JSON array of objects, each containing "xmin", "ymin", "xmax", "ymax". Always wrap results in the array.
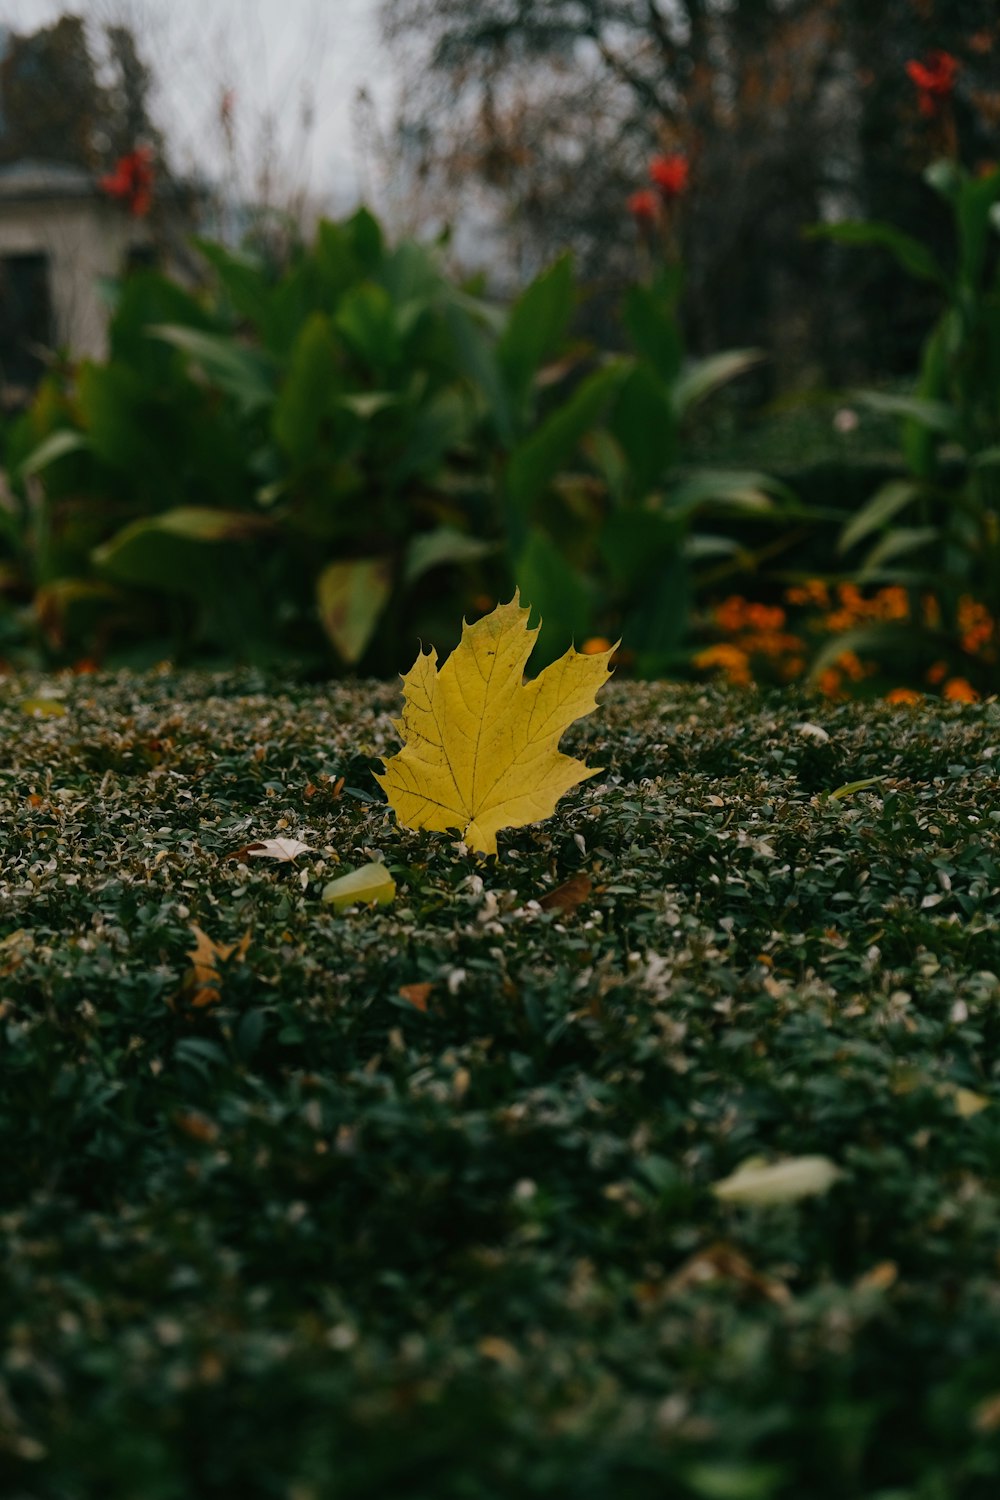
[
  {"xmin": 246, "ymin": 837, "xmax": 315, "ymax": 862},
  {"xmin": 793, "ymin": 722, "xmax": 830, "ymax": 744},
  {"xmin": 712, "ymin": 1155, "xmax": 842, "ymax": 1206}
]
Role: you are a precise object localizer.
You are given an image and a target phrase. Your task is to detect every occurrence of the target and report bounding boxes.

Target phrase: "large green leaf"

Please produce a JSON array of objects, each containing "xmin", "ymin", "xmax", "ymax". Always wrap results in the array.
[
  {"xmin": 77, "ymin": 364, "xmax": 156, "ymax": 474},
  {"xmin": 858, "ymin": 526, "xmax": 939, "ymax": 577},
  {"xmin": 672, "ymin": 350, "xmax": 765, "ymax": 416},
  {"xmin": 808, "ymin": 220, "xmax": 949, "ymax": 289},
  {"xmin": 316, "ymin": 556, "xmax": 393, "ymax": 665},
  {"xmin": 609, "ymin": 364, "xmax": 676, "ymax": 497},
  {"xmin": 335, "ymin": 284, "xmax": 401, "ymax": 375},
  {"xmin": 390, "ymin": 390, "xmax": 469, "ymax": 486},
  {"xmin": 150, "ymin": 325, "xmax": 276, "ymax": 415},
  {"xmin": 506, "ymin": 362, "xmax": 627, "ymax": 522},
  {"xmin": 859, "ymin": 391, "xmax": 957, "ymax": 435},
  {"xmin": 839, "ymin": 479, "xmax": 922, "ymax": 554},
  {"xmin": 497, "ymin": 253, "xmax": 575, "ymax": 412},
  {"xmin": 272, "ymin": 313, "xmax": 341, "ymax": 465},
  {"xmin": 444, "ymin": 299, "xmax": 515, "ymax": 447},
  {"xmin": 514, "ymin": 529, "xmax": 592, "ymax": 665},
  {"xmin": 195, "ymin": 239, "xmax": 275, "ymax": 334},
  {"xmin": 667, "ymin": 469, "xmax": 797, "ymax": 517},
  {"xmin": 404, "ymin": 527, "xmax": 498, "ymax": 587},
  {"xmin": 93, "ymin": 508, "xmax": 272, "ymax": 594},
  {"xmin": 623, "ymin": 270, "xmax": 683, "ymax": 381},
  {"xmin": 599, "ymin": 509, "xmax": 683, "ymax": 592},
  {"xmin": 955, "ymin": 166, "xmax": 1000, "ymax": 290},
  {"xmin": 18, "ymin": 429, "xmax": 88, "ymax": 478}
]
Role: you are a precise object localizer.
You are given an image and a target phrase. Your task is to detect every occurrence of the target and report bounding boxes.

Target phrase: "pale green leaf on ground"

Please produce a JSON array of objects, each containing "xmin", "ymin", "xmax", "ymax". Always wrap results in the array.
[
  {"xmin": 321, "ymin": 862, "xmax": 396, "ymax": 912},
  {"xmin": 316, "ymin": 557, "xmax": 393, "ymax": 665},
  {"xmin": 712, "ymin": 1155, "xmax": 842, "ymax": 1206}
]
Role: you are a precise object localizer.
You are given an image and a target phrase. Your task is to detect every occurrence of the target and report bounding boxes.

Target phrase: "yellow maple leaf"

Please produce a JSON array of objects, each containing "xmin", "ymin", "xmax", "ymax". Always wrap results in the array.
[{"xmin": 376, "ymin": 592, "xmax": 615, "ymax": 855}]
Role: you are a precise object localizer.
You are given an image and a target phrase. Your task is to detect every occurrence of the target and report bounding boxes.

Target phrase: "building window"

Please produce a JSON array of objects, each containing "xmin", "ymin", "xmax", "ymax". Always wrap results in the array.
[{"xmin": 0, "ymin": 251, "xmax": 53, "ymax": 393}]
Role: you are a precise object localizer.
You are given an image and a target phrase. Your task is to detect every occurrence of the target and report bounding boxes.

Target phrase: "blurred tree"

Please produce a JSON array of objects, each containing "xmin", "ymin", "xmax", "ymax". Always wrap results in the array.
[
  {"xmin": 0, "ymin": 15, "xmax": 104, "ymax": 169},
  {"xmin": 0, "ymin": 13, "xmax": 164, "ymax": 172},
  {"xmin": 380, "ymin": 0, "xmax": 1000, "ymax": 383}
]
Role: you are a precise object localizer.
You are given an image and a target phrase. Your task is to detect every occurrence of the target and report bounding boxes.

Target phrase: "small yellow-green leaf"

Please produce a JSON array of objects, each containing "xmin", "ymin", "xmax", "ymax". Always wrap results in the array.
[
  {"xmin": 321, "ymin": 862, "xmax": 396, "ymax": 912},
  {"xmin": 827, "ymin": 776, "xmax": 883, "ymax": 802},
  {"xmin": 712, "ymin": 1155, "xmax": 842, "ymax": 1206},
  {"xmin": 20, "ymin": 698, "xmax": 68, "ymax": 718},
  {"xmin": 316, "ymin": 556, "xmax": 393, "ymax": 665},
  {"xmin": 948, "ymin": 1085, "xmax": 990, "ymax": 1119}
]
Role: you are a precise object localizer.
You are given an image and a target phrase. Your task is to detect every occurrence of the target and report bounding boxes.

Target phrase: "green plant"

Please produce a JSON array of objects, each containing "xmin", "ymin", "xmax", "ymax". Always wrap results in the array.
[
  {"xmin": 810, "ymin": 161, "xmax": 1000, "ymax": 690},
  {"xmin": 4, "ymin": 212, "xmax": 510, "ymax": 671},
  {"xmin": 484, "ymin": 264, "xmax": 803, "ymax": 675}
]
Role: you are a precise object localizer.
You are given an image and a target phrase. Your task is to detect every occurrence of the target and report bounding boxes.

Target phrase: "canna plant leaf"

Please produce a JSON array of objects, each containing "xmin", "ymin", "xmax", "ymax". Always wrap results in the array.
[{"xmin": 377, "ymin": 592, "xmax": 614, "ymax": 856}]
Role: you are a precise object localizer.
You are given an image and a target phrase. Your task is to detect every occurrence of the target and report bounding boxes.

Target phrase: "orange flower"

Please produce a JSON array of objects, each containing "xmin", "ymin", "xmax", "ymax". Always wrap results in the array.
[
  {"xmin": 580, "ymin": 636, "xmax": 612, "ymax": 655},
  {"xmin": 693, "ymin": 643, "xmax": 752, "ymax": 686},
  {"xmin": 99, "ymin": 146, "xmax": 154, "ymax": 217},
  {"xmin": 714, "ymin": 595, "xmax": 750, "ymax": 633},
  {"xmin": 835, "ymin": 650, "xmax": 870, "ymax": 683},
  {"xmin": 817, "ymin": 668, "xmax": 843, "ymax": 699},
  {"xmin": 785, "ymin": 579, "xmax": 830, "ymax": 609},
  {"xmin": 942, "ymin": 677, "xmax": 979, "ymax": 702},
  {"xmin": 885, "ymin": 687, "xmax": 922, "ymax": 705},
  {"xmin": 649, "ymin": 153, "xmax": 689, "ymax": 201},
  {"xmin": 926, "ymin": 660, "xmax": 949, "ymax": 685},
  {"xmin": 906, "ymin": 50, "xmax": 960, "ymax": 117},
  {"xmin": 627, "ymin": 189, "xmax": 658, "ymax": 226}
]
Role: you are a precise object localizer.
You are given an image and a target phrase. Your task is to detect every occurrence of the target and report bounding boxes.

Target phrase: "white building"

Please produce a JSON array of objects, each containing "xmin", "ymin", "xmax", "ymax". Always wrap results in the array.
[{"xmin": 0, "ymin": 158, "xmax": 198, "ymax": 408}]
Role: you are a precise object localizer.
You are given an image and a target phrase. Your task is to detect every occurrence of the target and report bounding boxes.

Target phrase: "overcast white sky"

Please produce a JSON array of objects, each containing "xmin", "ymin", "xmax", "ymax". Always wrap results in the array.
[{"xmin": 2, "ymin": 0, "xmax": 399, "ymax": 209}]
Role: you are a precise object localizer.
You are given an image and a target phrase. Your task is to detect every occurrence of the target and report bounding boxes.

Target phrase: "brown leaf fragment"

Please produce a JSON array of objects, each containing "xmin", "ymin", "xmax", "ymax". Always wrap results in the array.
[
  {"xmin": 182, "ymin": 923, "xmax": 251, "ymax": 1009},
  {"xmin": 399, "ymin": 981, "xmax": 432, "ymax": 1013},
  {"xmin": 539, "ymin": 874, "xmax": 592, "ymax": 913},
  {"xmin": 666, "ymin": 1241, "xmax": 791, "ymax": 1305},
  {"xmin": 854, "ymin": 1260, "xmax": 898, "ymax": 1293},
  {"xmin": 974, "ymin": 1392, "xmax": 1000, "ymax": 1434},
  {"xmin": 173, "ymin": 1110, "xmax": 220, "ymax": 1144}
]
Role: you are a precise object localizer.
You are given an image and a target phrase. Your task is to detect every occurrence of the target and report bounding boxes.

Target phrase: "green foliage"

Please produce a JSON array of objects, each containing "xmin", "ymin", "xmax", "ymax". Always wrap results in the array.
[
  {"xmin": 817, "ymin": 161, "xmax": 1000, "ymax": 691},
  {"xmin": 2, "ymin": 216, "xmax": 513, "ymax": 671},
  {"xmin": 3, "ymin": 669, "xmax": 1000, "ymax": 1496},
  {"xmin": 2, "ymin": 213, "xmax": 787, "ymax": 677},
  {"xmin": 504, "ymin": 267, "xmax": 796, "ymax": 672}
]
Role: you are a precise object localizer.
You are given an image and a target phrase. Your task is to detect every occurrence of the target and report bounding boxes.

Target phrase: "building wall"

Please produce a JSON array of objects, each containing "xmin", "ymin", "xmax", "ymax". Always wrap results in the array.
[{"xmin": 0, "ymin": 197, "xmax": 149, "ymax": 361}]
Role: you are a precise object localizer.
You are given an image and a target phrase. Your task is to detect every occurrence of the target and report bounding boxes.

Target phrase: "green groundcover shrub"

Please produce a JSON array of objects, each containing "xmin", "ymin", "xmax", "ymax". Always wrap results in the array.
[{"xmin": 2, "ymin": 670, "xmax": 1000, "ymax": 1497}]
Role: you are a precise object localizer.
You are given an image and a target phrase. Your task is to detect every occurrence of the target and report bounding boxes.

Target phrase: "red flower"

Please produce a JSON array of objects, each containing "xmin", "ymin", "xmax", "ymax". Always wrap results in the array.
[
  {"xmin": 627, "ymin": 188, "xmax": 658, "ymax": 225},
  {"xmin": 905, "ymin": 50, "xmax": 959, "ymax": 117},
  {"xmin": 99, "ymin": 147, "xmax": 155, "ymax": 217},
  {"xmin": 649, "ymin": 153, "xmax": 689, "ymax": 201}
]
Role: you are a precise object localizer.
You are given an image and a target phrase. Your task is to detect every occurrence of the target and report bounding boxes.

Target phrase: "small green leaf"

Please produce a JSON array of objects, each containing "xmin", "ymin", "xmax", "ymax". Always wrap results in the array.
[
  {"xmin": 149, "ymin": 324, "xmax": 276, "ymax": 414},
  {"xmin": 858, "ymin": 392, "xmax": 957, "ymax": 434},
  {"xmin": 404, "ymin": 528, "xmax": 497, "ymax": 587},
  {"xmin": 18, "ymin": 429, "xmax": 88, "ymax": 478},
  {"xmin": 827, "ymin": 776, "xmax": 884, "ymax": 802},
  {"xmin": 672, "ymin": 349, "xmax": 765, "ymax": 416},
  {"xmin": 839, "ymin": 480, "xmax": 921, "ymax": 554},
  {"xmin": 808, "ymin": 220, "xmax": 949, "ymax": 288}
]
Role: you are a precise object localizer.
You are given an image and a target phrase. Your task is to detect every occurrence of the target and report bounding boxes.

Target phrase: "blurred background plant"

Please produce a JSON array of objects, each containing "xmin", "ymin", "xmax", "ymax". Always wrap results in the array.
[{"xmin": 0, "ymin": 2, "xmax": 998, "ymax": 690}]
